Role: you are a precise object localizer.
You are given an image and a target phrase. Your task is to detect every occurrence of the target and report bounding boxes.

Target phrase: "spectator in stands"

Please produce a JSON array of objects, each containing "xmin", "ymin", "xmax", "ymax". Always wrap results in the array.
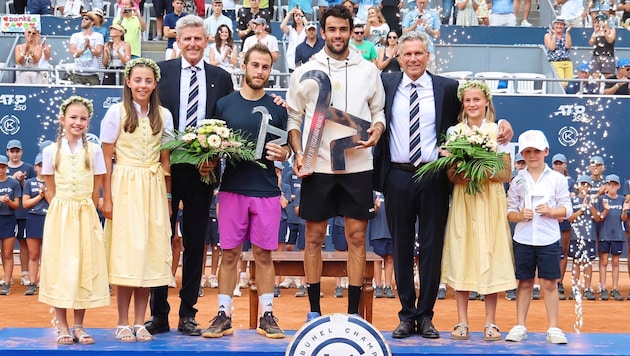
[
  {"xmin": 244, "ymin": 0, "xmax": 273, "ymax": 18},
  {"xmin": 380, "ymin": 0, "xmax": 402, "ymax": 33},
  {"xmin": 163, "ymin": 0, "xmax": 185, "ymax": 59},
  {"xmin": 476, "ymin": 0, "xmax": 489, "ymax": 25},
  {"xmin": 281, "ymin": 7, "xmax": 307, "ymax": 73},
  {"xmin": 343, "ymin": 0, "xmax": 358, "ymax": 21},
  {"xmin": 513, "ymin": 0, "xmax": 532, "ymax": 26},
  {"xmin": 487, "ymin": 0, "xmax": 516, "ymax": 26},
  {"xmin": 116, "ymin": 0, "xmax": 146, "ymax": 59},
  {"xmin": 589, "ymin": 13, "xmax": 615, "ymax": 76},
  {"xmin": 289, "ymin": 0, "xmax": 314, "ymax": 21},
  {"xmin": 237, "ymin": 0, "xmax": 272, "ymax": 49},
  {"xmin": 102, "ymin": 23, "xmax": 131, "ymax": 85},
  {"xmin": 455, "ymin": 0, "xmax": 479, "ymax": 26},
  {"xmin": 152, "ymin": 0, "xmax": 173, "ymax": 41},
  {"xmin": 402, "ymin": 0, "xmax": 440, "ymax": 72},
  {"xmin": 205, "ymin": 0, "xmax": 233, "ymax": 44},
  {"xmin": 242, "ymin": 18, "xmax": 279, "ymax": 63},
  {"xmin": 15, "ymin": 26, "xmax": 50, "ymax": 84},
  {"xmin": 355, "ymin": 0, "xmax": 381, "ymax": 24},
  {"xmin": 209, "ymin": 24, "xmax": 239, "ymax": 73},
  {"xmin": 602, "ymin": 58, "xmax": 630, "ymax": 95},
  {"xmin": 619, "ymin": 0, "xmax": 630, "ymax": 28},
  {"xmin": 182, "ymin": 0, "xmax": 205, "ymax": 16},
  {"xmin": 222, "ymin": 0, "xmax": 237, "ymax": 20},
  {"xmin": 91, "ymin": 8, "xmax": 110, "ymax": 43},
  {"xmin": 565, "ymin": 62, "xmax": 600, "ymax": 94},
  {"xmin": 544, "ymin": 17, "xmax": 573, "ymax": 84},
  {"xmin": 364, "ymin": 6, "xmax": 390, "ymax": 49},
  {"xmin": 294, "ymin": 21, "xmax": 324, "ymax": 68},
  {"xmin": 587, "ymin": 0, "xmax": 612, "ymax": 25},
  {"xmin": 350, "ymin": 24, "xmax": 377, "ymax": 63},
  {"xmin": 376, "ymin": 30, "xmax": 400, "ymax": 72},
  {"xmin": 554, "ymin": 0, "xmax": 584, "ymax": 27},
  {"xmin": 69, "ymin": 12, "xmax": 104, "ymax": 85},
  {"xmin": 26, "ymin": 0, "xmax": 52, "ymax": 14}
]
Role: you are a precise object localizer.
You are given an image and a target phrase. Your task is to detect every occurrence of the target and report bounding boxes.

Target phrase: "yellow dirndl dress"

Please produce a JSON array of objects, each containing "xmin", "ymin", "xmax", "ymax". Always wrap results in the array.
[
  {"xmin": 104, "ymin": 106, "xmax": 172, "ymax": 287},
  {"xmin": 38, "ymin": 142, "xmax": 110, "ymax": 309}
]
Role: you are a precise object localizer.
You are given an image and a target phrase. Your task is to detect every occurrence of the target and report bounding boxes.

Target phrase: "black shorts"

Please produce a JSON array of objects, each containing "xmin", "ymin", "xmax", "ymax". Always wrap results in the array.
[
  {"xmin": 299, "ymin": 171, "xmax": 374, "ymax": 221},
  {"xmin": 599, "ymin": 240, "xmax": 624, "ymax": 256},
  {"xmin": 152, "ymin": 0, "xmax": 173, "ymax": 16},
  {"xmin": 513, "ymin": 240, "xmax": 561, "ymax": 280},
  {"xmin": 370, "ymin": 238, "xmax": 393, "ymax": 258},
  {"xmin": 204, "ymin": 217, "xmax": 219, "ymax": 245},
  {"xmin": 569, "ymin": 239, "xmax": 597, "ymax": 260}
]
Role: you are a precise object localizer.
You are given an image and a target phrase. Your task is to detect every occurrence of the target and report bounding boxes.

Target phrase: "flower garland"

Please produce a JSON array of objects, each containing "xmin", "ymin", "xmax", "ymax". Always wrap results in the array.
[
  {"xmin": 124, "ymin": 57, "xmax": 161, "ymax": 82},
  {"xmin": 457, "ymin": 80, "xmax": 492, "ymax": 101},
  {"xmin": 59, "ymin": 95, "xmax": 94, "ymax": 118}
]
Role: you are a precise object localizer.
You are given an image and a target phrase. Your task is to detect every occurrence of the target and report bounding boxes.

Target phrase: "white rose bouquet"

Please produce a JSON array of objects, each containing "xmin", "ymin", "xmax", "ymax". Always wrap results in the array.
[
  {"xmin": 162, "ymin": 119, "xmax": 257, "ymax": 184},
  {"xmin": 414, "ymin": 125, "xmax": 507, "ymax": 194}
]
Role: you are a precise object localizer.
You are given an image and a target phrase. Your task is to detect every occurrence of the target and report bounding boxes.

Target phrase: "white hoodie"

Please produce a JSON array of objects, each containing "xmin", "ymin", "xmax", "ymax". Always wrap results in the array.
[{"xmin": 286, "ymin": 47, "xmax": 386, "ymax": 174}]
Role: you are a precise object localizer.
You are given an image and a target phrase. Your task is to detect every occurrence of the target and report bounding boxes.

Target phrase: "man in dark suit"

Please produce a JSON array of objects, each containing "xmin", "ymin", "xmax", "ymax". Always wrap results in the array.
[
  {"xmin": 374, "ymin": 31, "xmax": 513, "ymax": 339},
  {"xmin": 144, "ymin": 14, "xmax": 234, "ymax": 337}
]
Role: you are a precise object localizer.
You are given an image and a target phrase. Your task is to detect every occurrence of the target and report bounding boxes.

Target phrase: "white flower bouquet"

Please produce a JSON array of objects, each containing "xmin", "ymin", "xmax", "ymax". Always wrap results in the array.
[
  {"xmin": 414, "ymin": 126, "xmax": 507, "ymax": 194},
  {"xmin": 162, "ymin": 119, "xmax": 257, "ymax": 184}
]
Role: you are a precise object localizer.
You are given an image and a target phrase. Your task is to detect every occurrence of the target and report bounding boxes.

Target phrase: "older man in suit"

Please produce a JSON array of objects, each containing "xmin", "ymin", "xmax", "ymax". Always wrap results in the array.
[
  {"xmin": 144, "ymin": 14, "xmax": 234, "ymax": 337},
  {"xmin": 374, "ymin": 31, "xmax": 513, "ymax": 339}
]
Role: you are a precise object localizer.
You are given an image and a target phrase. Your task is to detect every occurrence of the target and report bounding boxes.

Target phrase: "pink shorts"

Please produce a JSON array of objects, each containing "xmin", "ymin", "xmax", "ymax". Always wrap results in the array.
[{"xmin": 217, "ymin": 191, "xmax": 280, "ymax": 251}]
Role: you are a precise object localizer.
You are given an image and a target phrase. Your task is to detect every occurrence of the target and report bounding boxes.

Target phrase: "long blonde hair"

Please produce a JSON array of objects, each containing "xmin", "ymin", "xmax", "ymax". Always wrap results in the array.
[
  {"xmin": 456, "ymin": 80, "xmax": 496, "ymax": 123},
  {"xmin": 122, "ymin": 60, "xmax": 163, "ymax": 135}
]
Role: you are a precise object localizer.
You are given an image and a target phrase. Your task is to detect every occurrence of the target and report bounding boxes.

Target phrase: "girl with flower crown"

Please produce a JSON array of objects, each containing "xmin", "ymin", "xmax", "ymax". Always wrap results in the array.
[
  {"xmin": 440, "ymin": 80, "xmax": 516, "ymax": 342},
  {"xmin": 100, "ymin": 58, "xmax": 174, "ymax": 342},
  {"xmin": 38, "ymin": 96, "xmax": 109, "ymax": 345}
]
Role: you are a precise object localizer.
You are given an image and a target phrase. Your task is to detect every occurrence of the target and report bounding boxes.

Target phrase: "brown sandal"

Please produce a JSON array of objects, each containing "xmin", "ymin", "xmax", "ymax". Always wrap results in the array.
[
  {"xmin": 484, "ymin": 324, "xmax": 502, "ymax": 341},
  {"xmin": 73, "ymin": 325, "xmax": 95, "ymax": 344},
  {"xmin": 451, "ymin": 322, "xmax": 469, "ymax": 340}
]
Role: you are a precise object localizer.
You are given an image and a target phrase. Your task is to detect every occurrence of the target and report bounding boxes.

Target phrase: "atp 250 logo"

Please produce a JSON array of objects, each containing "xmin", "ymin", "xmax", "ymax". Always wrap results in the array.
[{"xmin": 0, "ymin": 94, "xmax": 28, "ymax": 111}]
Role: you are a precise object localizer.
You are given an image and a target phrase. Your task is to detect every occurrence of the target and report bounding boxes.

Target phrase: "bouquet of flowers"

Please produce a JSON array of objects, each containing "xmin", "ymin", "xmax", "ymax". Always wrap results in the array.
[
  {"xmin": 162, "ymin": 119, "xmax": 258, "ymax": 184},
  {"xmin": 414, "ymin": 126, "xmax": 507, "ymax": 195}
]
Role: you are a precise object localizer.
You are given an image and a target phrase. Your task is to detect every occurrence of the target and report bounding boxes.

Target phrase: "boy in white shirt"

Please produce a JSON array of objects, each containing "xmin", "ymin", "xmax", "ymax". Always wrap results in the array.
[{"xmin": 505, "ymin": 130, "xmax": 572, "ymax": 344}]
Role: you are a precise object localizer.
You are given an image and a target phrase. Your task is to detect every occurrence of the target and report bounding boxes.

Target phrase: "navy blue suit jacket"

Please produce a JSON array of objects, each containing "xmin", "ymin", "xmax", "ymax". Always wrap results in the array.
[
  {"xmin": 157, "ymin": 58, "xmax": 234, "ymax": 128},
  {"xmin": 373, "ymin": 71, "xmax": 460, "ymax": 191}
]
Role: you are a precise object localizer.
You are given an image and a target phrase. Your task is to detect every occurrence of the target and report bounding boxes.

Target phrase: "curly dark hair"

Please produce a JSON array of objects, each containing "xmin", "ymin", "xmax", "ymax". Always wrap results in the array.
[
  {"xmin": 320, "ymin": 4, "xmax": 353, "ymax": 31},
  {"xmin": 214, "ymin": 24, "xmax": 234, "ymax": 49}
]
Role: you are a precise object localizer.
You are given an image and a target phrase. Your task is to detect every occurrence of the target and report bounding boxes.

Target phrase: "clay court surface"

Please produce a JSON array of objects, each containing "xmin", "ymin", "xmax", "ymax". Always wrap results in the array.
[{"xmin": 2, "ymin": 263, "xmax": 629, "ymax": 335}]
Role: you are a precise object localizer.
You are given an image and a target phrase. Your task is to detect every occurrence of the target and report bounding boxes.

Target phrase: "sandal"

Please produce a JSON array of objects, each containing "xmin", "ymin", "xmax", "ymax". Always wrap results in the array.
[
  {"xmin": 115, "ymin": 325, "xmax": 136, "ymax": 342},
  {"xmin": 56, "ymin": 327, "xmax": 75, "ymax": 345},
  {"xmin": 484, "ymin": 323, "xmax": 502, "ymax": 341},
  {"xmin": 451, "ymin": 322, "xmax": 469, "ymax": 340},
  {"xmin": 72, "ymin": 325, "xmax": 95, "ymax": 344},
  {"xmin": 134, "ymin": 324, "xmax": 153, "ymax": 342}
]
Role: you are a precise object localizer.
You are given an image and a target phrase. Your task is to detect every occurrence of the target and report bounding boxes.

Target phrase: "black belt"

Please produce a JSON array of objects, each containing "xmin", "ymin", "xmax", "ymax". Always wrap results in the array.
[{"xmin": 391, "ymin": 162, "xmax": 426, "ymax": 173}]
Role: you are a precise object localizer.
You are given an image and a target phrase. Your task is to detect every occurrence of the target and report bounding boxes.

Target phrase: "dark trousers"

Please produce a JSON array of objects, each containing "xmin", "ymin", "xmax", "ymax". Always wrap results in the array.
[
  {"xmin": 149, "ymin": 163, "xmax": 215, "ymax": 319},
  {"xmin": 383, "ymin": 167, "xmax": 449, "ymax": 323},
  {"xmin": 381, "ymin": 5, "xmax": 400, "ymax": 35}
]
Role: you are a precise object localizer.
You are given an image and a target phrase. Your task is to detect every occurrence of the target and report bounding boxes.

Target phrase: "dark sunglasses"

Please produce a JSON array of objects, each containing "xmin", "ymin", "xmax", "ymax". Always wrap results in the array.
[
  {"xmin": 354, "ymin": 31, "xmax": 364, "ymax": 34},
  {"xmin": 82, "ymin": 16, "xmax": 92, "ymax": 20},
  {"xmin": 388, "ymin": 36, "xmax": 397, "ymax": 39}
]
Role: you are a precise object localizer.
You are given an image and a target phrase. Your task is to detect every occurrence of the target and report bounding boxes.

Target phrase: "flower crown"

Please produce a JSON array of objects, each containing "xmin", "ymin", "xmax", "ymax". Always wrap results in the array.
[
  {"xmin": 124, "ymin": 57, "xmax": 161, "ymax": 82},
  {"xmin": 59, "ymin": 95, "xmax": 94, "ymax": 118},
  {"xmin": 457, "ymin": 80, "xmax": 492, "ymax": 101}
]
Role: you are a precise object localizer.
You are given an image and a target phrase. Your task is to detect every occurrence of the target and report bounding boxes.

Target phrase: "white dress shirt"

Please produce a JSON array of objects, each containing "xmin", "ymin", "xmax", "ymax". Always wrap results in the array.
[
  {"xmin": 178, "ymin": 58, "xmax": 207, "ymax": 132},
  {"xmin": 390, "ymin": 71, "xmax": 439, "ymax": 164}
]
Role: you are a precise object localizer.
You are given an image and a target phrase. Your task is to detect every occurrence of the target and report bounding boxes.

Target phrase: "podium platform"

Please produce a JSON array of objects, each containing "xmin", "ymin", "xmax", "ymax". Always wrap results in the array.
[{"xmin": 0, "ymin": 327, "xmax": 627, "ymax": 355}]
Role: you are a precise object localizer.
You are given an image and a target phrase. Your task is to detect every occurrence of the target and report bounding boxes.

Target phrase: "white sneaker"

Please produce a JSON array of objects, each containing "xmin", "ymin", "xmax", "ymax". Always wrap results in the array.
[
  {"xmin": 233, "ymin": 285, "xmax": 242, "ymax": 297},
  {"xmin": 168, "ymin": 275, "xmax": 177, "ymax": 288},
  {"xmin": 341, "ymin": 277, "xmax": 349, "ymax": 289},
  {"xmin": 521, "ymin": 19, "xmax": 532, "ymax": 27},
  {"xmin": 505, "ymin": 325, "xmax": 528, "ymax": 342},
  {"xmin": 546, "ymin": 327, "xmax": 568, "ymax": 344},
  {"xmin": 200, "ymin": 275, "xmax": 207, "ymax": 288},
  {"xmin": 279, "ymin": 277, "xmax": 294, "ymax": 289},
  {"xmin": 208, "ymin": 275, "xmax": 219, "ymax": 288},
  {"xmin": 239, "ymin": 275, "xmax": 249, "ymax": 289},
  {"xmin": 21, "ymin": 273, "xmax": 30, "ymax": 286}
]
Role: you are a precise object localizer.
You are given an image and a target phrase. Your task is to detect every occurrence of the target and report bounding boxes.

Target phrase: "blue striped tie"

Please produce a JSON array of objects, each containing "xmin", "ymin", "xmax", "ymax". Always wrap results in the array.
[
  {"xmin": 409, "ymin": 83, "xmax": 422, "ymax": 166},
  {"xmin": 185, "ymin": 66, "xmax": 199, "ymax": 129}
]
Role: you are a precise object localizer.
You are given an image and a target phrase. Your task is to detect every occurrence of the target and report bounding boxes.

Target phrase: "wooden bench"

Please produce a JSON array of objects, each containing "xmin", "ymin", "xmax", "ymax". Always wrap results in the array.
[{"xmin": 242, "ymin": 251, "xmax": 383, "ymax": 329}]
